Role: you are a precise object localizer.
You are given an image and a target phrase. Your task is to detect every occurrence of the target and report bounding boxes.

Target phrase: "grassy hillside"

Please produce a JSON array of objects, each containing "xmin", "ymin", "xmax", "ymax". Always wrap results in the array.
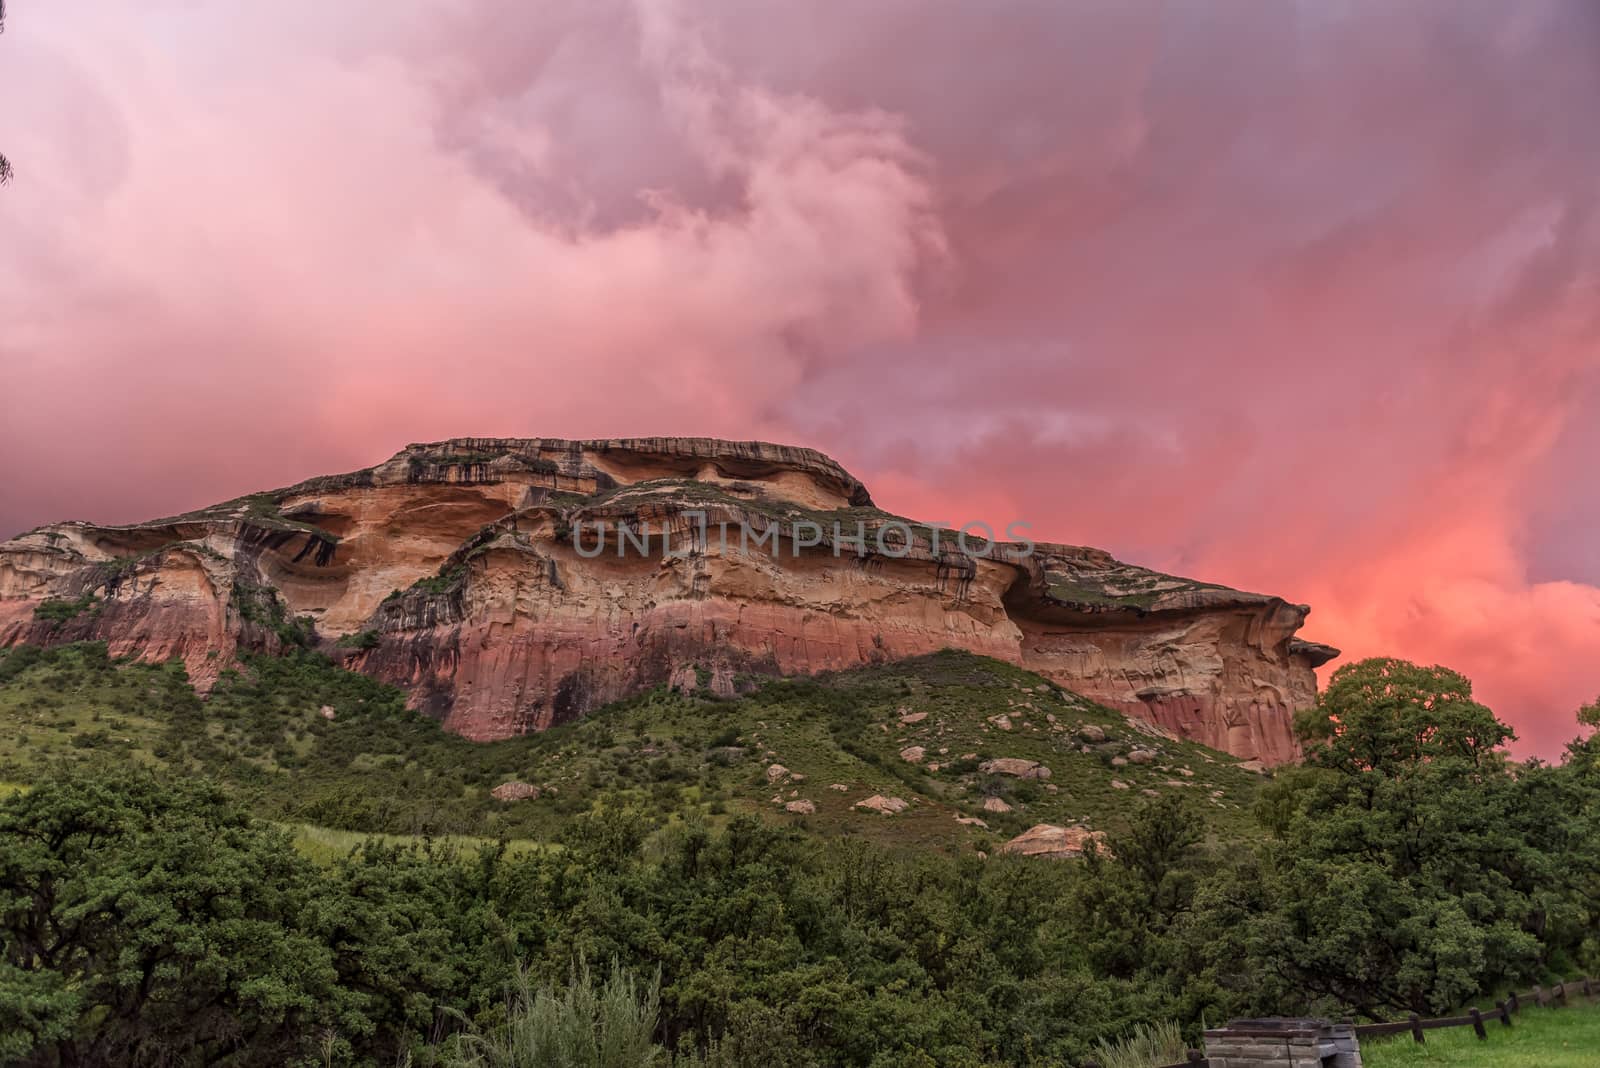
[{"xmin": 0, "ymin": 642, "xmax": 1266, "ymax": 849}]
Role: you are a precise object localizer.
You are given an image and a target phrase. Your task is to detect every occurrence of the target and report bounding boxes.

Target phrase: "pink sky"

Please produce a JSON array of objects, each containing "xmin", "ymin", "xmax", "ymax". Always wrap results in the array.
[{"xmin": 1, "ymin": 1, "xmax": 1596, "ymax": 755}]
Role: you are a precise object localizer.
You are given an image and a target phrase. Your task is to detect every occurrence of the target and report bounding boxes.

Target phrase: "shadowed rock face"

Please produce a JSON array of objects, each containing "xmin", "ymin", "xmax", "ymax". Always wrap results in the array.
[{"xmin": 0, "ymin": 437, "xmax": 1338, "ymax": 763}]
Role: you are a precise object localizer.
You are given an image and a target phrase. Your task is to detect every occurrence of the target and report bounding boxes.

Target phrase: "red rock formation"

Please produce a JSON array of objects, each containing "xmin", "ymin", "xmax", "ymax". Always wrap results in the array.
[{"xmin": 0, "ymin": 437, "xmax": 1338, "ymax": 763}]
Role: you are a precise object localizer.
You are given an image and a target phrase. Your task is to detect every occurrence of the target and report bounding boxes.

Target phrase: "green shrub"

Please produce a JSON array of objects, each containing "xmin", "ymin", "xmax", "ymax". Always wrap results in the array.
[
  {"xmin": 337, "ymin": 629, "xmax": 382, "ymax": 650},
  {"xmin": 1091, "ymin": 1020, "xmax": 1186, "ymax": 1068},
  {"xmin": 33, "ymin": 594, "xmax": 100, "ymax": 627},
  {"xmin": 443, "ymin": 964, "xmax": 663, "ymax": 1068}
]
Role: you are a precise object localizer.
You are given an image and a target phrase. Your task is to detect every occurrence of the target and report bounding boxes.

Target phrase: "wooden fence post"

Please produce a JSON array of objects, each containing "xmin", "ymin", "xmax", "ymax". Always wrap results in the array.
[
  {"xmin": 1469, "ymin": 1008, "xmax": 1487, "ymax": 1040},
  {"xmin": 1508, "ymin": 990, "xmax": 1520, "ymax": 1014},
  {"xmin": 1495, "ymin": 1000, "xmax": 1512, "ymax": 1028},
  {"xmin": 1409, "ymin": 1012, "xmax": 1425, "ymax": 1044},
  {"xmin": 1583, "ymin": 977, "xmax": 1593, "ymax": 998},
  {"xmin": 1186, "ymin": 1051, "xmax": 1204, "ymax": 1064},
  {"xmin": 1556, "ymin": 982, "xmax": 1568, "ymax": 1006},
  {"xmin": 1534, "ymin": 984, "xmax": 1546, "ymax": 1007}
]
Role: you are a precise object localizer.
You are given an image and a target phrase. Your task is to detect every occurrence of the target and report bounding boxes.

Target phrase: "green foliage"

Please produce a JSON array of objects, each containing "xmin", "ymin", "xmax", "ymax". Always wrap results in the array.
[
  {"xmin": 1227, "ymin": 658, "xmax": 1583, "ymax": 1018},
  {"xmin": 412, "ymin": 565, "xmax": 468, "ymax": 595},
  {"xmin": 232, "ymin": 580, "xmax": 316, "ymax": 646},
  {"xmin": 0, "ymin": 644, "xmax": 1264, "ymax": 845},
  {"xmin": 1090, "ymin": 1020, "xmax": 1185, "ymax": 1068},
  {"xmin": 444, "ymin": 964, "xmax": 663, "ymax": 1068},
  {"xmin": 1, "ymin": 652, "xmax": 1598, "ymax": 1066},
  {"xmin": 31, "ymin": 594, "xmax": 100, "ymax": 627},
  {"xmin": 337, "ymin": 629, "xmax": 382, "ymax": 650},
  {"xmin": 0, "ymin": 768, "xmax": 334, "ymax": 1065},
  {"xmin": 1295, "ymin": 658, "xmax": 1513, "ymax": 773}
]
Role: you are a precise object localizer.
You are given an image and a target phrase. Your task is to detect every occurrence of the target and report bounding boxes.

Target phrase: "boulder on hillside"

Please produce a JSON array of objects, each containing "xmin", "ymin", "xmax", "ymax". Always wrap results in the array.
[
  {"xmin": 899, "ymin": 745, "xmax": 926, "ymax": 764},
  {"xmin": 491, "ymin": 781, "xmax": 541, "ymax": 802},
  {"xmin": 1077, "ymin": 724, "xmax": 1107, "ymax": 743},
  {"xmin": 784, "ymin": 799, "xmax": 816, "ymax": 815},
  {"xmin": 997, "ymin": 824, "xmax": 1107, "ymax": 860},
  {"xmin": 854, "ymin": 795, "xmax": 909, "ymax": 815},
  {"xmin": 980, "ymin": 758, "xmax": 1051, "ymax": 780},
  {"xmin": 982, "ymin": 796, "xmax": 1013, "ymax": 813},
  {"xmin": 765, "ymin": 763, "xmax": 790, "ymax": 783}
]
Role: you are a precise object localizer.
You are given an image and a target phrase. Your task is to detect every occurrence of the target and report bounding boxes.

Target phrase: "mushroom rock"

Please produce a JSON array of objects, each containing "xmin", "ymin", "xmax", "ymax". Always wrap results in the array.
[{"xmin": 0, "ymin": 437, "xmax": 1336, "ymax": 766}]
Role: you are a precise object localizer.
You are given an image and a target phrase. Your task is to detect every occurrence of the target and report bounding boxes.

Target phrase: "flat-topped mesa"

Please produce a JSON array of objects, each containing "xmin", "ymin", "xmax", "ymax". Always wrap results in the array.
[
  {"xmin": 0, "ymin": 437, "xmax": 1337, "ymax": 764},
  {"xmin": 295, "ymin": 437, "xmax": 874, "ymax": 512}
]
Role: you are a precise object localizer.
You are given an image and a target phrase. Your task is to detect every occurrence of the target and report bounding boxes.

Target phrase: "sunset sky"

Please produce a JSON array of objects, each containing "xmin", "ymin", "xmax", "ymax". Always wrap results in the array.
[{"xmin": 1, "ymin": 1, "xmax": 1596, "ymax": 755}]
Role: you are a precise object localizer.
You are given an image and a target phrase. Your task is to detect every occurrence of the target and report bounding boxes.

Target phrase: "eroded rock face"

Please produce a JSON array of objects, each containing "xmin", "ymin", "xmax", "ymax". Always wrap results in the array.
[{"xmin": 0, "ymin": 436, "xmax": 1337, "ymax": 763}]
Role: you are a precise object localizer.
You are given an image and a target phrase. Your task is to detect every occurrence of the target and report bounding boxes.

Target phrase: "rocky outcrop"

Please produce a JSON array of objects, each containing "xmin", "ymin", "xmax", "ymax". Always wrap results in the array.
[
  {"xmin": 854, "ymin": 795, "xmax": 910, "ymax": 815},
  {"xmin": 979, "ymin": 758, "xmax": 1052, "ymax": 779},
  {"xmin": 997, "ymin": 824, "xmax": 1109, "ymax": 860},
  {"xmin": 0, "ymin": 437, "xmax": 1337, "ymax": 763}
]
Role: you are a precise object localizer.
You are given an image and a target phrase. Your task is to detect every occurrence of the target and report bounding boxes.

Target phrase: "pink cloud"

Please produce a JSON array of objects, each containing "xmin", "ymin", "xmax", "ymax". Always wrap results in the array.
[{"xmin": 1, "ymin": 0, "xmax": 1595, "ymax": 754}]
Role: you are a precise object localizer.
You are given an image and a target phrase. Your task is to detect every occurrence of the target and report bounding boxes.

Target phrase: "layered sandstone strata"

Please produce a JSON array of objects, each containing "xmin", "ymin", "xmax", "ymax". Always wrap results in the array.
[{"xmin": 0, "ymin": 437, "xmax": 1337, "ymax": 763}]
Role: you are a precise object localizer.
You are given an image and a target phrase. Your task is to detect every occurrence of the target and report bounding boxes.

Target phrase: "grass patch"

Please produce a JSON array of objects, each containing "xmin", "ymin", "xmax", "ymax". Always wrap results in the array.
[
  {"xmin": 1363, "ymin": 1005, "xmax": 1600, "ymax": 1068},
  {"xmin": 282, "ymin": 821, "xmax": 553, "ymax": 865}
]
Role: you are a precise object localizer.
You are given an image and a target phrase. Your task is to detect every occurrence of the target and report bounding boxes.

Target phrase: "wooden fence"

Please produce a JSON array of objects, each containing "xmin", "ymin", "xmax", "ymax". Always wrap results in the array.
[
  {"xmin": 1081, "ymin": 975, "xmax": 1599, "ymax": 1068},
  {"xmin": 1349, "ymin": 975, "xmax": 1598, "ymax": 1045}
]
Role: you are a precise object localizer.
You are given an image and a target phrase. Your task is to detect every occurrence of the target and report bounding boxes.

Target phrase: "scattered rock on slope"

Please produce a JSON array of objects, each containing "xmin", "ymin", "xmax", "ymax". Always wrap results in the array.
[
  {"xmin": 980, "ymin": 758, "xmax": 1051, "ymax": 780},
  {"xmin": 997, "ymin": 824, "xmax": 1107, "ymax": 859}
]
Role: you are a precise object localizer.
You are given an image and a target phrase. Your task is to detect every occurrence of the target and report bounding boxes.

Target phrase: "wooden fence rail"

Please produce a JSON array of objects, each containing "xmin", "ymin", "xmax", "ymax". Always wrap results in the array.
[
  {"xmin": 1080, "ymin": 975, "xmax": 1599, "ymax": 1068},
  {"xmin": 1351, "ymin": 975, "xmax": 1598, "ymax": 1045}
]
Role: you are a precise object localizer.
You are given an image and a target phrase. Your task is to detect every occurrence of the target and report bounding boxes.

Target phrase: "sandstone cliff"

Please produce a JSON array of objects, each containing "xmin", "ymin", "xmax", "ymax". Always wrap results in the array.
[{"xmin": 0, "ymin": 437, "xmax": 1337, "ymax": 763}]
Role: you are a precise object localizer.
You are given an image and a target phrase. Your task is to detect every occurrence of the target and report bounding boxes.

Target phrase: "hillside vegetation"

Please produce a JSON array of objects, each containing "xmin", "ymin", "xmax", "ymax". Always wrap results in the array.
[
  {"xmin": 3, "ymin": 646, "xmax": 1599, "ymax": 1067},
  {"xmin": 0, "ymin": 643, "xmax": 1264, "ymax": 848}
]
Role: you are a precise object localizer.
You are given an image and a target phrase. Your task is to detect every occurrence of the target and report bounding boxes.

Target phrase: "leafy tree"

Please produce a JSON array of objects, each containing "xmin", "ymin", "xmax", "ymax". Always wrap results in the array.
[
  {"xmin": 1246, "ymin": 659, "xmax": 1544, "ymax": 1017},
  {"xmin": 1295, "ymin": 657, "xmax": 1513, "ymax": 775},
  {"xmin": 0, "ymin": 767, "xmax": 338, "ymax": 1066}
]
